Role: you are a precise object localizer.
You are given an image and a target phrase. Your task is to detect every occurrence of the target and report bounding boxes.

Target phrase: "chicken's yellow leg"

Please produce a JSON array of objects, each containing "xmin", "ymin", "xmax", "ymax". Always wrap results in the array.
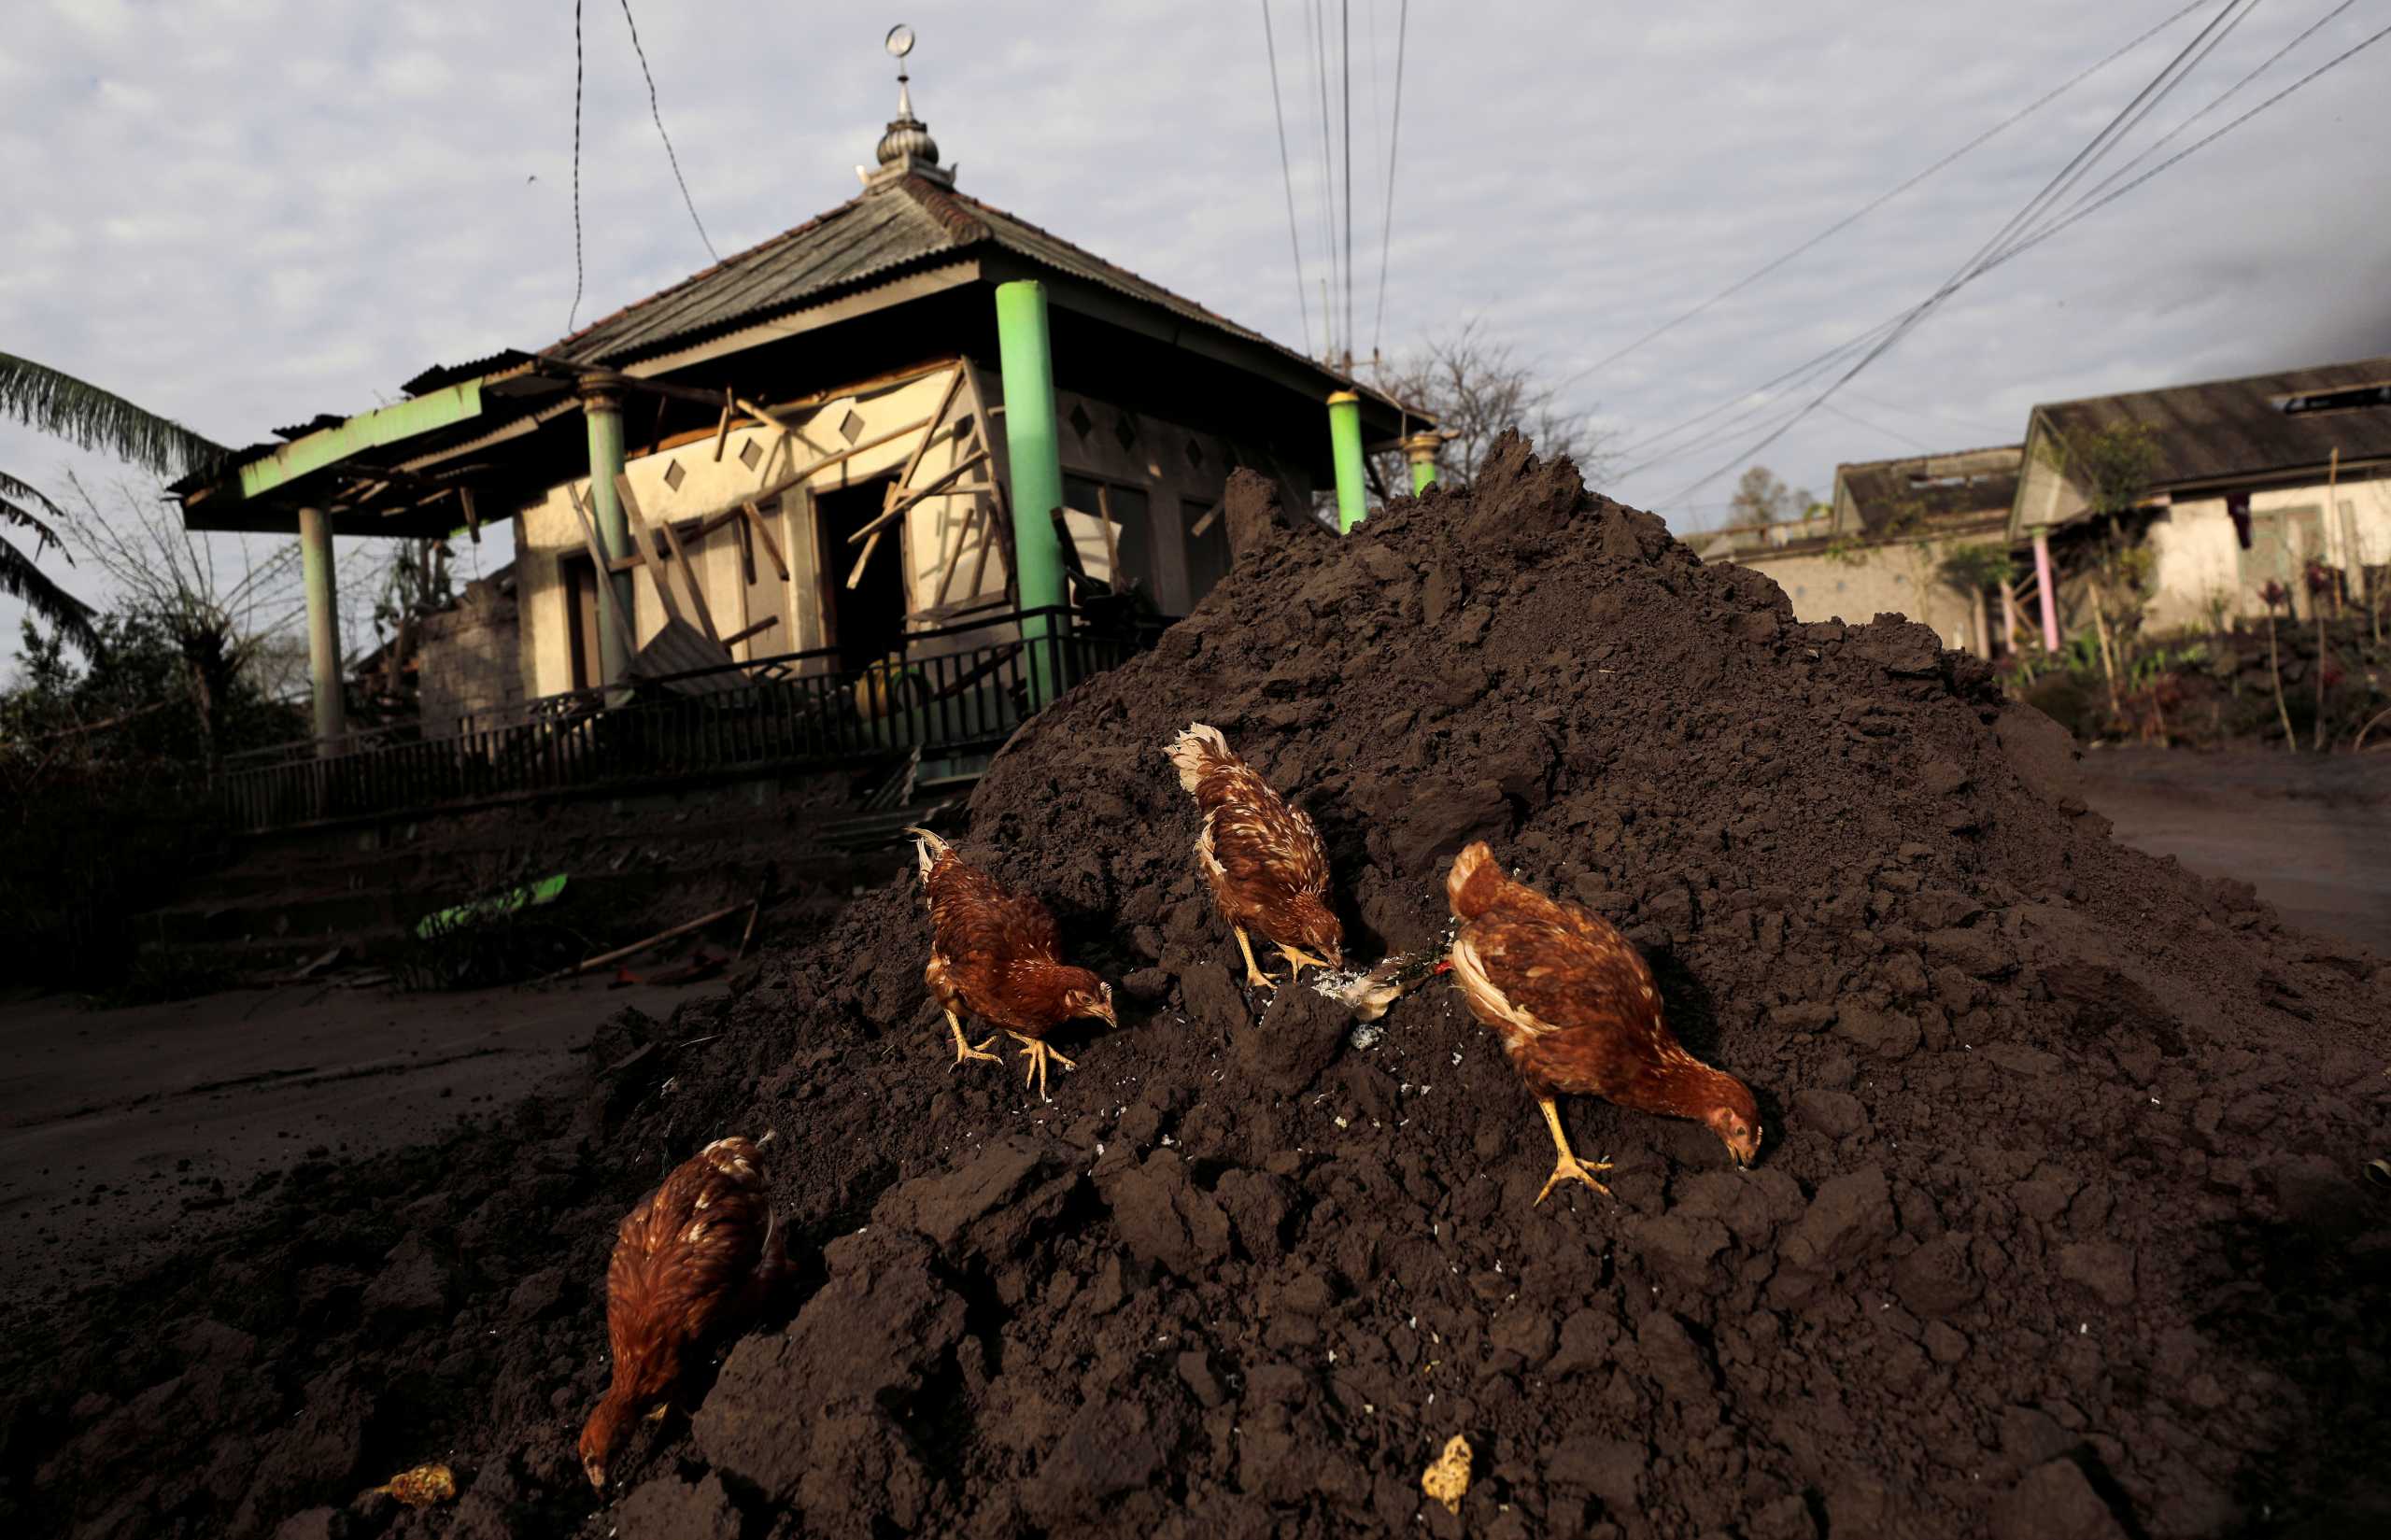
[
  {"xmin": 1534, "ymin": 1096, "xmax": 1614, "ymax": 1206},
  {"xmin": 1277, "ymin": 943, "xmax": 1335, "ymax": 981},
  {"xmin": 946, "ymin": 1010, "xmax": 1000, "ymax": 1067},
  {"xmin": 1007, "ymin": 1031, "xmax": 1077, "ymax": 1101},
  {"xmin": 1234, "ymin": 925, "xmax": 1278, "ymax": 990}
]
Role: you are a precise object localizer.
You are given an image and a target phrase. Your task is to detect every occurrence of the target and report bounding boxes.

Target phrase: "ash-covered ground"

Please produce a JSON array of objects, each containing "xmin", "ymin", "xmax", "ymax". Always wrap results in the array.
[{"xmin": 9, "ymin": 437, "xmax": 2387, "ymax": 1540}]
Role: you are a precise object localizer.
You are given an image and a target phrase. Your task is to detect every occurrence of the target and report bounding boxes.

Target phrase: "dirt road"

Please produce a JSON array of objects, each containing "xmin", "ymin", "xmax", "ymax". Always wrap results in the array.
[
  {"xmin": 2078, "ymin": 745, "xmax": 2391, "ymax": 956},
  {"xmin": 0, "ymin": 973, "xmax": 720, "ymax": 1299}
]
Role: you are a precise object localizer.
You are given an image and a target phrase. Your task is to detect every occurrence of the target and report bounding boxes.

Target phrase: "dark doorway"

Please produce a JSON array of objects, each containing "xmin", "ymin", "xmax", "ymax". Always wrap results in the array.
[
  {"xmin": 814, "ymin": 477, "xmax": 908, "ymax": 671},
  {"xmin": 560, "ymin": 551, "xmax": 603, "ymax": 690}
]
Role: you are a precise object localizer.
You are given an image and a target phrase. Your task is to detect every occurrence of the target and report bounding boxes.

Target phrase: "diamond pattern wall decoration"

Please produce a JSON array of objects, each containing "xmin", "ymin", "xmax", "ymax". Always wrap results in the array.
[
  {"xmin": 1184, "ymin": 438, "xmax": 1206, "ymax": 471},
  {"xmin": 1113, "ymin": 414, "xmax": 1139, "ymax": 453},
  {"xmin": 661, "ymin": 459, "xmax": 686, "ymax": 492},
  {"xmin": 1068, "ymin": 402, "xmax": 1095, "ymax": 444},
  {"xmin": 839, "ymin": 409, "xmax": 867, "ymax": 445},
  {"xmin": 739, "ymin": 438, "xmax": 764, "ymax": 470}
]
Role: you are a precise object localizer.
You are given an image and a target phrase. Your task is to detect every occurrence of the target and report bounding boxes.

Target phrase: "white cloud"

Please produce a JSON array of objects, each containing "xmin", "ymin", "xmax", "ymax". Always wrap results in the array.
[{"xmin": 7, "ymin": 0, "xmax": 2385, "ymax": 655}]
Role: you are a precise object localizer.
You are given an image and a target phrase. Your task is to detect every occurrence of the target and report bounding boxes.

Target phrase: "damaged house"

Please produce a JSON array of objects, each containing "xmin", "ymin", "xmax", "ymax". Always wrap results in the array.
[{"xmin": 173, "ymin": 60, "xmax": 1413, "ymax": 830}]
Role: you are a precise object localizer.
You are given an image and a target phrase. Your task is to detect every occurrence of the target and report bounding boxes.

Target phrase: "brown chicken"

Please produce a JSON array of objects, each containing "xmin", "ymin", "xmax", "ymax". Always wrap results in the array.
[
  {"xmin": 908, "ymin": 827, "xmax": 1116, "ymax": 1098},
  {"xmin": 579, "ymin": 1134, "xmax": 785, "ymax": 1489},
  {"xmin": 1445, "ymin": 842, "xmax": 1761, "ymax": 1205},
  {"xmin": 1166, "ymin": 723, "xmax": 1343, "ymax": 990}
]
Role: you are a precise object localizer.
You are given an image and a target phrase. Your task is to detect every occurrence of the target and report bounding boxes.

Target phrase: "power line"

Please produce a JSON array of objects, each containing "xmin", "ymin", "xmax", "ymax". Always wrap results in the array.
[
  {"xmin": 1616, "ymin": 1, "xmax": 2380, "ymax": 502},
  {"xmin": 1260, "ymin": 2, "xmax": 1315, "ymax": 358},
  {"xmin": 1552, "ymin": 0, "xmax": 2214, "ymax": 396},
  {"xmin": 1341, "ymin": 0, "xmax": 1354, "ymax": 367},
  {"xmin": 1999, "ymin": 0, "xmax": 2355, "ymax": 262},
  {"xmin": 1822, "ymin": 400, "xmax": 1940, "ymax": 454},
  {"xmin": 1997, "ymin": 0, "xmax": 2266, "ymax": 252},
  {"xmin": 568, "ymin": 0, "xmax": 586, "ymax": 332},
  {"xmin": 1370, "ymin": 0, "xmax": 1409, "ymax": 360},
  {"xmin": 1841, "ymin": 386, "xmax": 2016, "ymax": 443},
  {"xmin": 1980, "ymin": 15, "xmax": 2391, "ymax": 276},
  {"xmin": 1662, "ymin": 0, "xmax": 2267, "ymax": 503},
  {"xmin": 1607, "ymin": 313, "xmax": 1906, "ymax": 474},
  {"xmin": 1309, "ymin": 0, "xmax": 1337, "ymax": 360},
  {"xmin": 617, "ymin": 0, "xmax": 719, "ymax": 264}
]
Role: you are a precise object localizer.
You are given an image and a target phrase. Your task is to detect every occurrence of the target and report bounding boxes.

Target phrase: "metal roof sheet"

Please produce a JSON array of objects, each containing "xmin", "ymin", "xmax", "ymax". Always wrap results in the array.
[
  {"xmin": 541, "ymin": 176, "xmax": 1393, "ymax": 412},
  {"xmin": 2032, "ymin": 356, "xmax": 2391, "ymax": 488},
  {"xmin": 1834, "ymin": 445, "xmax": 2022, "ymax": 534}
]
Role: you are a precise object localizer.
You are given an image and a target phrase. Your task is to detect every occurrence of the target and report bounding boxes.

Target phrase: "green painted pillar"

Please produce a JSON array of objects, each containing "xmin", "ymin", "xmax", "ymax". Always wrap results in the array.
[
  {"xmin": 580, "ymin": 382, "xmax": 634, "ymax": 684},
  {"xmin": 995, "ymin": 280, "xmax": 1068, "ymax": 708},
  {"xmin": 1327, "ymin": 389, "xmax": 1367, "ymax": 532},
  {"xmin": 297, "ymin": 505, "xmax": 346, "ymax": 752},
  {"xmin": 1403, "ymin": 431, "xmax": 1441, "ymax": 494}
]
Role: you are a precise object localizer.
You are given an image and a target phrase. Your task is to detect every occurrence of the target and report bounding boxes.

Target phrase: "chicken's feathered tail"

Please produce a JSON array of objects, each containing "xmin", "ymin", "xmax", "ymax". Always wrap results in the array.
[
  {"xmin": 1446, "ymin": 841, "xmax": 1510, "ymax": 922},
  {"xmin": 1165, "ymin": 722, "xmax": 1236, "ymax": 795},
  {"xmin": 905, "ymin": 826, "xmax": 951, "ymax": 882}
]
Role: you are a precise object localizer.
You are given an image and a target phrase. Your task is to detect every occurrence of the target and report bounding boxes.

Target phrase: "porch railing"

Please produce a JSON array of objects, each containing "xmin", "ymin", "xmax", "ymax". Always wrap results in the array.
[{"xmin": 218, "ymin": 605, "xmax": 1166, "ymax": 833}]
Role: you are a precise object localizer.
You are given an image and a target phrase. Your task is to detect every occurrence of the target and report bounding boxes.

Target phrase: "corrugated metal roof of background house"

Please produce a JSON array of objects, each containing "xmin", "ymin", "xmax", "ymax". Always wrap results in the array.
[
  {"xmin": 1835, "ymin": 445, "xmax": 2023, "ymax": 533},
  {"xmin": 2032, "ymin": 356, "xmax": 2391, "ymax": 487}
]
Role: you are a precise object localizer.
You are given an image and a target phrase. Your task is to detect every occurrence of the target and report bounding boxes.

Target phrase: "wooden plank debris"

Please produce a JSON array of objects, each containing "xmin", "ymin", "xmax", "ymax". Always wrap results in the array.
[
  {"xmin": 1094, "ymin": 483, "xmax": 1124, "ymax": 583},
  {"xmin": 565, "ymin": 484, "xmax": 642, "ymax": 661},
  {"xmin": 844, "ymin": 448, "xmax": 992, "ymax": 544},
  {"xmin": 613, "ymin": 473, "xmax": 687, "ymax": 629},
  {"xmin": 741, "ymin": 500, "xmax": 790, "ymax": 580},
  {"xmin": 722, "ymin": 614, "xmax": 779, "ymax": 648},
  {"xmin": 650, "ymin": 500, "xmax": 722, "ymax": 646},
  {"xmin": 543, "ymin": 900, "xmax": 754, "ymax": 982}
]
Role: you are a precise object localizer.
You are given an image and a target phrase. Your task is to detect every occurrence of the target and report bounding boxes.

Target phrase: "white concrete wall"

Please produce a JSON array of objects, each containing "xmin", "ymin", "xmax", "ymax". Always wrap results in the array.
[
  {"xmin": 2142, "ymin": 475, "xmax": 2391, "ymax": 630},
  {"xmin": 1732, "ymin": 535, "xmax": 2000, "ymax": 654}
]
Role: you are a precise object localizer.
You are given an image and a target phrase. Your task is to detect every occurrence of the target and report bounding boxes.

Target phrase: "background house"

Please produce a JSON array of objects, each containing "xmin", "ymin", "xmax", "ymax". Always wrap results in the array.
[
  {"xmin": 1694, "ymin": 445, "xmax": 2020, "ymax": 657},
  {"xmin": 2009, "ymin": 357, "xmax": 2391, "ymax": 632}
]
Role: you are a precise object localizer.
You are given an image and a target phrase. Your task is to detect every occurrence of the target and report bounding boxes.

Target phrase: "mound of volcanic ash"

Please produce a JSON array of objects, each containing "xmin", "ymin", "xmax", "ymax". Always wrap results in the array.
[{"xmin": 10, "ymin": 433, "xmax": 2388, "ymax": 1540}]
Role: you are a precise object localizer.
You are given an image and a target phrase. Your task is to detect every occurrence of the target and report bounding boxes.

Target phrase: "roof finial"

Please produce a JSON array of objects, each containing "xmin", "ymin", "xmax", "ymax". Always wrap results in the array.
[{"xmin": 867, "ymin": 22, "xmax": 950, "ymax": 189}]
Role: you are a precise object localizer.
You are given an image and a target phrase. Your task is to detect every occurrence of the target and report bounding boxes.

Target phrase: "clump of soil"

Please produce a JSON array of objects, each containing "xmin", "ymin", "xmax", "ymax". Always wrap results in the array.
[{"xmin": 8, "ymin": 435, "xmax": 2390, "ymax": 1540}]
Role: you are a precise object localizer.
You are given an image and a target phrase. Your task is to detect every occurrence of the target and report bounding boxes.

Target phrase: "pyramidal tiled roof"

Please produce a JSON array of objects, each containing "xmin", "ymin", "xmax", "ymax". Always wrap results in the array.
[{"xmin": 544, "ymin": 175, "xmax": 1317, "ymax": 382}]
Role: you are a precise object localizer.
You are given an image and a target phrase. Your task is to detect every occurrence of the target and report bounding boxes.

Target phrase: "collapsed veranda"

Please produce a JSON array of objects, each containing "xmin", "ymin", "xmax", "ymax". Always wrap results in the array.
[{"xmin": 171, "ymin": 70, "xmax": 1420, "ymax": 826}]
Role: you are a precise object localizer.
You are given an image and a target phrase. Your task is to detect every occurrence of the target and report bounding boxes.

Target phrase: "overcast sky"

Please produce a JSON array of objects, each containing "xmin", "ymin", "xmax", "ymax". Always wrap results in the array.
[{"xmin": 6, "ymin": 0, "xmax": 2387, "ymax": 671}]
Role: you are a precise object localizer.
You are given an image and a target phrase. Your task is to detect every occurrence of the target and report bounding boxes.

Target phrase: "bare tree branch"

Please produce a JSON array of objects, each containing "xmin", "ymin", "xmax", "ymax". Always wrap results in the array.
[{"xmin": 1367, "ymin": 319, "xmax": 1618, "ymax": 496}]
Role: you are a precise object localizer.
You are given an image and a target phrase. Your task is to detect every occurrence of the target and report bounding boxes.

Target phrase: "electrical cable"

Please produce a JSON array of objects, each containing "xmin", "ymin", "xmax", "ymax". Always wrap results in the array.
[
  {"xmin": 1309, "ymin": 0, "xmax": 1338, "ymax": 359},
  {"xmin": 1552, "ymin": 0, "xmax": 2214, "ymax": 395},
  {"xmin": 618, "ymin": 0, "xmax": 719, "ymax": 264},
  {"xmin": 1261, "ymin": 2, "xmax": 1316, "ymax": 359},
  {"xmin": 568, "ymin": 0, "xmax": 586, "ymax": 332},
  {"xmin": 1341, "ymin": 0, "xmax": 1354, "ymax": 368},
  {"xmin": 1370, "ymin": 0, "xmax": 1408, "ymax": 360},
  {"xmin": 1996, "ymin": 0, "xmax": 2354, "ymax": 263},
  {"xmin": 1662, "ymin": 0, "xmax": 2270, "ymax": 503}
]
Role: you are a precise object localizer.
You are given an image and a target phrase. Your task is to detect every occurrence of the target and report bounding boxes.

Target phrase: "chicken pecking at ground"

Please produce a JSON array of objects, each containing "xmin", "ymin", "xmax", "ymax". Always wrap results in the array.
[
  {"xmin": 908, "ymin": 827, "xmax": 1116, "ymax": 1098},
  {"xmin": 1445, "ymin": 841, "xmax": 1761, "ymax": 1206},
  {"xmin": 579, "ymin": 1133, "xmax": 786, "ymax": 1490},
  {"xmin": 1166, "ymin": 723, "xmax": 1343, "ymax": 990}
]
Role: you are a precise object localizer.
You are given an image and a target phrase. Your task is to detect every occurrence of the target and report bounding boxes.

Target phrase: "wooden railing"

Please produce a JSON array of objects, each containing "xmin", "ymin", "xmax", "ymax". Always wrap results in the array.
[{"xmin": 218, "ymin": 606, "xmax": 1165, "ymax": 833}]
